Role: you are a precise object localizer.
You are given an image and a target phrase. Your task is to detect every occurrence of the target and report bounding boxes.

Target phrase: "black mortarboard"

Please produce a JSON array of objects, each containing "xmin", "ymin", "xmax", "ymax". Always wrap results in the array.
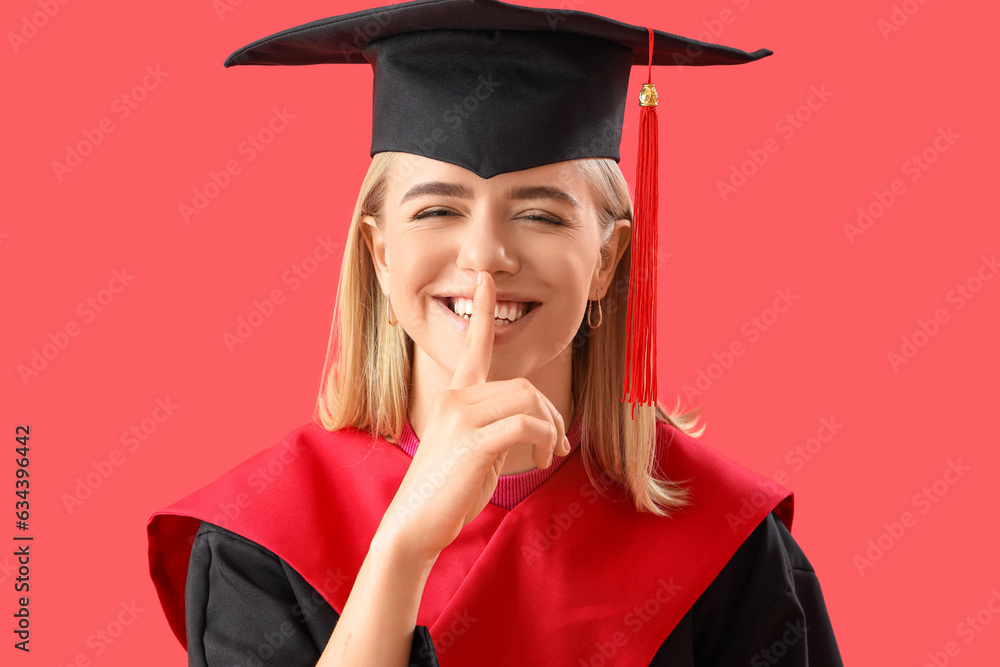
[{"xmin": 224, "ymin": 0, "xmax": 772, "ymax": 414}]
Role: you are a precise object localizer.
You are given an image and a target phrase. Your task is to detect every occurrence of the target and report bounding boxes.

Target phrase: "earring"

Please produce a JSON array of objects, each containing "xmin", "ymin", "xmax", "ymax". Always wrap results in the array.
[
  {"xmin": 586, "ymin": 294, "xmax": 603, "ymax": 329},
  {"xmin": 386, "ymin": 291, "xmax": 398, "ymax": 326}
]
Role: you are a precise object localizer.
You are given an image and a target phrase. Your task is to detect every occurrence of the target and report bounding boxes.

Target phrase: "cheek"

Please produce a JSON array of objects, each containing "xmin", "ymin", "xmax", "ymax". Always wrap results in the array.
[
  {"xmin": 388, "ymin": 241, "xmax": 448, "ymax": 308},
  {"xmin": 544, "ymin": 255, "xmax": 591, "ymax": 303},
  {"xmin": 524, "ymin": 260, "xmax": 589, "ymax": 343}
]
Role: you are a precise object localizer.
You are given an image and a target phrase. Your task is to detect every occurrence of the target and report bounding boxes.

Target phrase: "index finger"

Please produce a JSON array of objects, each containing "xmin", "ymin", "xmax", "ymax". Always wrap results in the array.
[{"xmin": 449, "ymin": 270, "xmax": 496, "ymax": 389}]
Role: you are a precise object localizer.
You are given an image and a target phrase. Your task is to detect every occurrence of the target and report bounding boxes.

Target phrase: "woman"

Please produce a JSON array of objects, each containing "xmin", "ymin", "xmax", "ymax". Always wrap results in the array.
[{"xmin": 148, "ymin": 1, "xmax": 843, "ymax": 665}]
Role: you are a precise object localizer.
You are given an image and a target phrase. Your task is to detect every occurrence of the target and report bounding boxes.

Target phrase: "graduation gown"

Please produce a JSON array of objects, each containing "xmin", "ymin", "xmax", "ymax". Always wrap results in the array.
[{"xmin": 147, "ymin": 419, "xmax": 843, "ymax": 665}]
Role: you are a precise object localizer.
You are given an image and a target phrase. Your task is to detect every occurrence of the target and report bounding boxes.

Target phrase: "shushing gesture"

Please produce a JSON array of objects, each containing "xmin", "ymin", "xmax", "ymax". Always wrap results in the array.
[{"xmin": 379, "ymin": 271, "xmax": 572, "ymax": 562}]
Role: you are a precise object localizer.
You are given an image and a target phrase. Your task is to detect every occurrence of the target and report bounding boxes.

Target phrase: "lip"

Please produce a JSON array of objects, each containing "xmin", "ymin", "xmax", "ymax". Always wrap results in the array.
[
  {"xmin": 436, "ymin": 292, "xmax": 541, "ymax": 303},
  {"xmin": 434, "ymin": 296, "xmax": 538, "ymax": 342}
]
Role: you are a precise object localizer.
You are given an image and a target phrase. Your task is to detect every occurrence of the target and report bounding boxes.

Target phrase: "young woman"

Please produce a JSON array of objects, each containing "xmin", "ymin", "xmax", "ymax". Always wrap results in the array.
[{"xmin": 148, "ymin": 1, "xmax": 843, "ymax": 665}]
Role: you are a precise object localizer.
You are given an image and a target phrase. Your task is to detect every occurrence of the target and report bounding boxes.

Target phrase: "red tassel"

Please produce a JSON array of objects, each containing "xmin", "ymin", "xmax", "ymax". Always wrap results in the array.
[{"xmin": 623, "ymin": 27, "xmax": 659, "ymax": 419}]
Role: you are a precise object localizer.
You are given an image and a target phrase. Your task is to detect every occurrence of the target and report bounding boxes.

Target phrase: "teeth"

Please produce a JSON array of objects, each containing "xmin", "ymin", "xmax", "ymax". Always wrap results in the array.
[{"xmin": 449, "ymin": 297, "xmax": 529, "ymax": 322}]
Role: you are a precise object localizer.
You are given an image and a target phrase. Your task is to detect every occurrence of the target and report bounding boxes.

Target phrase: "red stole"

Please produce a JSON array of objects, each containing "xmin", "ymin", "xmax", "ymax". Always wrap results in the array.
[{"xmin": 147, "ymin": 420, "xmax": 792, "ymax": 665}]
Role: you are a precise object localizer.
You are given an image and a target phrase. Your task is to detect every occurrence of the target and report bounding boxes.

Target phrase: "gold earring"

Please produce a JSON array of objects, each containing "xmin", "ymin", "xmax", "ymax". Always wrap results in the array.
[
  {"xmin": 386, "ymin": 291, "xmax": 398, "ymax": 326},
  {"xmin": 587, "ymin": 295, "xmax": 603, "ymax": 329}
]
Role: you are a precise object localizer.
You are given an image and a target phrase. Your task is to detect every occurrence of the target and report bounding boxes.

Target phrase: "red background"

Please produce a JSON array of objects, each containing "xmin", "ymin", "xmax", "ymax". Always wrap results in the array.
[{"xmin": 3, "ymin": 0, "xmax": 998, "ymax": 664}]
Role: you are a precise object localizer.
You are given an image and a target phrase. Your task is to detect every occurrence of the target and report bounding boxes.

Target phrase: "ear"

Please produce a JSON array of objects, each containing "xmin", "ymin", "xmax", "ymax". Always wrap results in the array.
[
  {"xmin": 360, "ymin": 214, "xmax": 390, "ymax": 293},
  {"xmin": 591, "ymin": 219, "xmax": 631, "ymax": 298}
]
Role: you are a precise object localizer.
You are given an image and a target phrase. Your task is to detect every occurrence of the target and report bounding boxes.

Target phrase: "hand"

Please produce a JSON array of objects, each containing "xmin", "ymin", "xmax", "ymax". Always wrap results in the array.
[{"xmin": 377, "ymin": 271, "xmax": 572, "ymax": 562}]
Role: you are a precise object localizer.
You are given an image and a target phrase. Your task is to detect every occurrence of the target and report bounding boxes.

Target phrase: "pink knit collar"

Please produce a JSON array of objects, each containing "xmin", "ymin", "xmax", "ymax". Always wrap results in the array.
[{"xmin": 395, "ymin": 406, "xmax": 583, "ymax": 510}]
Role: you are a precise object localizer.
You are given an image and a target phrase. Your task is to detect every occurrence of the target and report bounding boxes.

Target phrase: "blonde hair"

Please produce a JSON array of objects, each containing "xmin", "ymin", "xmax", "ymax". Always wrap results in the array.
[{"xmin": 314, "ymin": 151, "xmax": 704, "ymax": 516}]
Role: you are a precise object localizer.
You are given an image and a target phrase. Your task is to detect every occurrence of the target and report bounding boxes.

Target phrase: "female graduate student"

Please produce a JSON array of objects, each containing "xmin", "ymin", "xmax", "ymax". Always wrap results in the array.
[{"xmin": 147, "ymin": 0, "xmax": 844, "ymax": 665}]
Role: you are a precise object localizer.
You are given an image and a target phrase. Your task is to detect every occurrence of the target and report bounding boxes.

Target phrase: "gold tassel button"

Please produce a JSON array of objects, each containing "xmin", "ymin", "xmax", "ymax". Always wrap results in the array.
[{"xmin": 638, "ymin": 82, "xmax": 658, "ymax": 107}]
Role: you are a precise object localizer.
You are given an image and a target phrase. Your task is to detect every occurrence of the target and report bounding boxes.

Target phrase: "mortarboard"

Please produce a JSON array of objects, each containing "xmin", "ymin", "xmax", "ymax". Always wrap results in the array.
[{"xmin": 223, "ymin": 0, "xmax": 772, "ymax": 416}]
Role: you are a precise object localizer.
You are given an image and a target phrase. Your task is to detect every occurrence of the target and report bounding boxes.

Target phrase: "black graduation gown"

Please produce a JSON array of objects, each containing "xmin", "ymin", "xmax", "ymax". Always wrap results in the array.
[{"xmin": 183, "ymin": 510, "xmax": 843, "ymax": 666}]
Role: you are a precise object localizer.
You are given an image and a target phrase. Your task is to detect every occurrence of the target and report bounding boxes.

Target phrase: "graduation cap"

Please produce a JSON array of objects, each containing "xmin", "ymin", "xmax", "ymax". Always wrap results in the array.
[{"xmin": 224, "ymin": 0, "xmax": 772, "ymax": 416}]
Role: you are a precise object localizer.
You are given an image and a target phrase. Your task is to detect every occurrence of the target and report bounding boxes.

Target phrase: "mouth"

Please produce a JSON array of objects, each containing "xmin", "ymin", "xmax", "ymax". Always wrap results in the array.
[{"xmin": 435, "ymin": 296, "xmax": 538, "ymax": 326}]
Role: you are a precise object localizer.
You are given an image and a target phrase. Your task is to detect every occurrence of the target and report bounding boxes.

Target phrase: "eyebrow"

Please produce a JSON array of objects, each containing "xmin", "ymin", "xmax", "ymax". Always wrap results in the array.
[{"xmin": 399, "ymin": 181, "xmax": 579, "ymax": 208}]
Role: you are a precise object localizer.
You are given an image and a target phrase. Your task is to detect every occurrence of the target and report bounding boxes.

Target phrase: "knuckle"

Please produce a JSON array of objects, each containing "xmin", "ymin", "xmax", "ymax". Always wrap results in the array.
[
  {"xmin": 465, "ymin": 427, "xmax": 482, "ymax": 450},
  {"xmin": 434, "ymin": 390, "xmax": 455, "ymax": 411}
]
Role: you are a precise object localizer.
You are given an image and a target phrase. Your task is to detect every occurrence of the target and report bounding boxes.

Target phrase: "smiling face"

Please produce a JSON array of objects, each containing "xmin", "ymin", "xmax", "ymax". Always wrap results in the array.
[{"xmin": 361, "ymin": 152, "xmax": 630, "ymax": 383}]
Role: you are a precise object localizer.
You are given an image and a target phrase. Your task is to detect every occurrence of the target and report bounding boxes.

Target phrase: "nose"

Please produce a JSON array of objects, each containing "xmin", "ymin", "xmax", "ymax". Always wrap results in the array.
[{"xmin": 453, "ymin": 214, "xmax": 520, "ymax": 277}]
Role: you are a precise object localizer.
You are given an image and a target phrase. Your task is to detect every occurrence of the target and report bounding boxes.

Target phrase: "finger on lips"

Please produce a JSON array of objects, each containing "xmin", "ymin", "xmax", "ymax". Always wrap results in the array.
[
  {"xmin": 450, "ymin": 270, "xmax": 496, "ymax": 390},
  {"xmin": 449, "ymin": 270, "xmax": 568, "ymax": 464}
]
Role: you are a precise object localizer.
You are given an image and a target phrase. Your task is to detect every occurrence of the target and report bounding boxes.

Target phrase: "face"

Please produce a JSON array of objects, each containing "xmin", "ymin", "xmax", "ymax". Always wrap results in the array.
[{"xmin": 362, "ymin": 153, "xmax": 630, "ymax": 382}]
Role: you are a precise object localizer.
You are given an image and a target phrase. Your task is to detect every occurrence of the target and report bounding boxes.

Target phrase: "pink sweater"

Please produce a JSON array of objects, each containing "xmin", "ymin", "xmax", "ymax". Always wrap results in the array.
[{"xmin": 394, "ymin": 409, "xmax": 583, "ymax": 510}]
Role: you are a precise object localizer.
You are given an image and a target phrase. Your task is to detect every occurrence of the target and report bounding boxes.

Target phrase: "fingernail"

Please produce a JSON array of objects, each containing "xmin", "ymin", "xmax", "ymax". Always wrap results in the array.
[
  {"xmin": 477, "ymin": 271, "xmax": 483, "ymax": 286},
  {"xmin": 563, "ymin": 435, "xmax": 570, "ymax": 452}
]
